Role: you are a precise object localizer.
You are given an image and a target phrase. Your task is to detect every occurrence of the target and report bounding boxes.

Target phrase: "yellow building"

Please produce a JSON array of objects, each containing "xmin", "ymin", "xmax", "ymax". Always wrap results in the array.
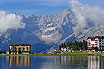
[{"xmin": 9, "ymin": 44, "xmax": 31, "ymax": 54}]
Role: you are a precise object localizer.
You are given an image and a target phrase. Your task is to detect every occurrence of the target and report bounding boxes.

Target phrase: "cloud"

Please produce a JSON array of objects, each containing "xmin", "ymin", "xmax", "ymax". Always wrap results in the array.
[
  {"xmin": 69, "ymin": 0, "xmax": 104, "ymax": 36},
  {"xmin": 0, "ymin": 10, "xmax": 26, "ymax": 36}
]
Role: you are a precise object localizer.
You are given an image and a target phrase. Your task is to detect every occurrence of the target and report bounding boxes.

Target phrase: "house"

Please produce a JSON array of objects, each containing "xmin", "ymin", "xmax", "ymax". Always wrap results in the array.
[
  {"xmin": 47, "ymin": 48, "xmax": 61, "ymax": 54},
  {"xmin": 61, "ymin": 47, "xmax": 70, "ymax": 52},
  {"xmin": 9, "ymin": 44, "xmax": 31, "ymax": 54},
  {"xmin": 0, "ymin": 50, "xmax": 6, "ymax": 54},
  {"xmin": 53, "ymin": 48, "xmax": 61, "ymax": 54},
  {"xmin": 87, "ymin": 36, "xmax": 104, "ymax": 51}
]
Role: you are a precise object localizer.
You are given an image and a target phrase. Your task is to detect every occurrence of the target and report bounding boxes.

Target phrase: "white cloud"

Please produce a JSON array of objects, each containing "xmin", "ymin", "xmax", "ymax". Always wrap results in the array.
[
  {"xmin": 69, "ymin": 0, "xmax": 104, "ymax": 36},
  {"xmin": 0, "ymin": 10, "xmax": 26, "ymax": 36}
]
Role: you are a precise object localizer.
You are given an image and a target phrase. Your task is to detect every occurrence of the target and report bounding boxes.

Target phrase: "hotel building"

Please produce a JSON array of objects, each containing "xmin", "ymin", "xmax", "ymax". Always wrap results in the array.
[
  {"xmin": 9, "ymin": 44, "xmax": 31, "ymax": 54},
  {"xmin": 87, "ymin": 36, "xmax": 104, "ymax": 50}
]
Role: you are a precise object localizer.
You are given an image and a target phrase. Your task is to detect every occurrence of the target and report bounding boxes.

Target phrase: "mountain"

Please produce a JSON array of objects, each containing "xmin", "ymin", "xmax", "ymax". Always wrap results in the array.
[{"xmin": 0, "ymin": 8, "xmax": 104, "ymax": 52}]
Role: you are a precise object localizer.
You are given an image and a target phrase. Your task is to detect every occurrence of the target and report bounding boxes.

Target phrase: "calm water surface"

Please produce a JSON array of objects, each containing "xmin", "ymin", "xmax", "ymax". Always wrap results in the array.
[{"xmin": 0, "ymin": 55, "xmax": 104, "ymax": 69}]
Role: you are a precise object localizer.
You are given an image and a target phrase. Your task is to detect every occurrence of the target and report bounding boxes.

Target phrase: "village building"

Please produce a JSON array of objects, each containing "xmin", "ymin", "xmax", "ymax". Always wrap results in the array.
[
  {"xmin": 87, "ymin": 36, "xmax": 104, "ymax": 51},
  {"xmin": 9, "ymin": 44, "xmax": 31, "ymax": 54},
  {"xmin": 47, "ymin": 48, "xmax": 62, "ymax": 54},
  {"xmin": 61, "ymin": 47, "xmax": 70, "ymax": 52},
  {"xmin": 53, "ymin": 48, "xmax": 61, "ymax": 54}
]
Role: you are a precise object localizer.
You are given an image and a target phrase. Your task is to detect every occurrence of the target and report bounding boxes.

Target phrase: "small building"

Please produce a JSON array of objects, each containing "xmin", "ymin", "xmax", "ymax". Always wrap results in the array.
[
  {"xmin": 54, "ymin": 48, "xmax": 60, "ymax": 52},
  {"xmin": 9, "ymin": 44, "xmax": 31, "ymax": 54},
  {"xmin": 53, "ymin": 48, "xmax": 61, "ymax": 54},
  {"xmin": 61, "ymin": 47, "xmax": 70, "ymax": 52},
  {"xmin": 0, "ymin": 50, "xmax": 6, "ymax": 54},
  {"xmin": 47, "ymin": 48, "xmax": 61, "ymax": 54}
]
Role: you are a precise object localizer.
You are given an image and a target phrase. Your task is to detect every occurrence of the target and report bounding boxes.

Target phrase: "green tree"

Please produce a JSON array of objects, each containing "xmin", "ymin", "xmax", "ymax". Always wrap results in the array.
[
  {"xmin": 72, "ymin": 45, "xmax": 77, "ymax": 51},
  {"xmin": 66, "ymin": 42, "xmax": 70, "ymax": 47}
]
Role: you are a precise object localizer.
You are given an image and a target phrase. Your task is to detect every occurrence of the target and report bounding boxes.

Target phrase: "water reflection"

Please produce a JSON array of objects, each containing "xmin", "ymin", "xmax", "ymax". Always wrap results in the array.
[
  {"xmin": 88, "ymin": 56, "xmax": 104, "ymax": 69},
  {"xmin": 9, "ymin": 56, "xmax": 31, "ymax": 67},
  {"xmin": 59, "ymin": 56, "xmax": 88, "ymax": 69},
  {"xmin": 2, "ymin": 56, "xmax": 104, "ymax": 69},
  {"xmin": 57, "ymin": 56, "xmax": 104, "ymax": 69},
  {"xmin": 39, "ymin": 56, "xmax": 62, "ymax": 69},
  {"xmin": 88, "ymin": 56, "xmax": 100, "ymax": 69}
]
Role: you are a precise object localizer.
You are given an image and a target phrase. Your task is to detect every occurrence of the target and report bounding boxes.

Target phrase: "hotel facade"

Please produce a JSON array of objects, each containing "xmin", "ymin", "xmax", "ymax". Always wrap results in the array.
[
  {"xmin": 9, "ymin": 44, "xmax": 31, "ymax": 54},
  {"xmin": 87, "ymin": 36, "xmax": 104, "ymax": 51}
]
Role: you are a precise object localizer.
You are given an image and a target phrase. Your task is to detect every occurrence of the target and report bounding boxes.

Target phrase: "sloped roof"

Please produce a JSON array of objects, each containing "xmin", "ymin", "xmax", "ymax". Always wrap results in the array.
[{"xmin": 10, "ymin": 44, "xmax": 31, "ymax": 46}]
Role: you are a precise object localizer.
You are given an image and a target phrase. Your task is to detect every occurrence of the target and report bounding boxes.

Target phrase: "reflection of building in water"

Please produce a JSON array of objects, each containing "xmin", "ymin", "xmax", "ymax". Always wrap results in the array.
[
  {"xmin": 88, "ymin": 56, "xmax": 104, "ymax": 69},
  {"xmin": 9, "ymin": 44, "xmax": 31, "ymax": 54},
  {"xmin": 100, "ymin": 57, "xmax": 104, "ymax": 69},
  {"xmin": 57, "ymin": 56, "xmax": 104, "ymax": 69},
  {"xmin": 88, "ymin": 56, "xmax": 100, "ymax": 69},
  {"xmin": 59, "ymin": 56, "xmax": 88, "ymax": 69},
  {"xmin": 9, "ymin": 56, "xmax": 31, "ymax": 67}
]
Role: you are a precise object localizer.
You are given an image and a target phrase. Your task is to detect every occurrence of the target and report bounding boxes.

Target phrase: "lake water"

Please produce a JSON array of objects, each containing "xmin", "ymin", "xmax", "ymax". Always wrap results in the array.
[{"xmin": 0, "ymin": 55, "xmax": 104, "ymax": 69}]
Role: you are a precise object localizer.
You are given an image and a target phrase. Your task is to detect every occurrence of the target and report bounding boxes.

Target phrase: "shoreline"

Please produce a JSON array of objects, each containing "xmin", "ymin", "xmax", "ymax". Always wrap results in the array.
[
  {"xmin": 1, "ymin": 52, "xmax": 104, "ymax": 56},
  {"xmin": 30, "ymin": 52, "xmax": 103, "ymax": 56}
]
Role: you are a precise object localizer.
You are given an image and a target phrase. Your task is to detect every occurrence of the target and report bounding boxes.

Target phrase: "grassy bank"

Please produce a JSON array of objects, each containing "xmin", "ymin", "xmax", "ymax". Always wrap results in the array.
[
  {"xmin": 1, "ymin": 52, "xmax": 104, "ymax": 56},
  {"xmin": 63, "ymin": 52, "xmax": 95, "ymax": 56},
  {"xmin": 29, "ymin": 52, "xmax": 104, "ymax": 56}
]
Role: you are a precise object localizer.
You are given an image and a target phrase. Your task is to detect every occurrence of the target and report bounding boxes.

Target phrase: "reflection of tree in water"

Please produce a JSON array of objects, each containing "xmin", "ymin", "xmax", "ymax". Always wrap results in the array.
[
  {"xmin": 57, "ymin": 56, "xmax": 104, "ymax": 69},
  {"xmin": 58, "ymin": 56, "xmax": 88, "ymax": 69},
  {"xmin": 9, "ymin": 56, "xmax": 31, "ymax": 67}
]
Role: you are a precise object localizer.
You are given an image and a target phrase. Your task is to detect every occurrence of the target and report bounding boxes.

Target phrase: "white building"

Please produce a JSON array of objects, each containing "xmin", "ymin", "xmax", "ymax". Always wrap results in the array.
[
  {"xmin": 61, "ymin": 47, "xmax": 70, "ymax": 52},
  {"xmin": 87, "ymin": 36, "xmax": 104, "ymax": 50}
]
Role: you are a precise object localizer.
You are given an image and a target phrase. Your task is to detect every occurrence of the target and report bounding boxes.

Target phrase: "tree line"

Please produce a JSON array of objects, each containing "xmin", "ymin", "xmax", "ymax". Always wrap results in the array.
[{"xmin": 59, "ymin": 40, "xmax": 88, "ymax": 51}]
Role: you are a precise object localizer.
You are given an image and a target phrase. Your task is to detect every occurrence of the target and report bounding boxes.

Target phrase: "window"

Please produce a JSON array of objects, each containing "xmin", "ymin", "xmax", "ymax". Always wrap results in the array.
[
  {"xmin": 26, "ymin": 47, "xmax": 28, "ymax": 51},
  {"xmin": 23, "ymin": 48, "xmax": 25, "ymax": 51},
  {"xmin": 95, "ymin": 42, "xmax": 97, "ymax": 43}
]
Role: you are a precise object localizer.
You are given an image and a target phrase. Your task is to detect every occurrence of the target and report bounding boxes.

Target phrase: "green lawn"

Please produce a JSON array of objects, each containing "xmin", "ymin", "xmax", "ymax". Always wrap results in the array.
[
  {"xmin": 29, "ymin": 52, "xmax": 104, "ymax": 56},
  {"xmin": 63, "ymin": 52, "xmax": 94, "ymax": 55},
  {"xmin": 1, "ymin": 52, "xmax": 104, "ymax": 56}
]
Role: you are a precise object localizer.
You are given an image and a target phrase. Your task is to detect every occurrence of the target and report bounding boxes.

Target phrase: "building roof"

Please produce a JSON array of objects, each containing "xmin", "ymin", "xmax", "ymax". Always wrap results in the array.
[
  {"xmin": 95, "ymin": 36, "xmax": 104, "ymax": 39},
  {"xmin": 54, "ymin": 48, "xmax": 60, "ymax": 50},
  {"xmin": 87, "ymin": 37, "xmax": 95, "ymax": 41},
  {"xmin": 87, "ymin": 36, "xmax": 104, "ymax": 40},
  {"xmin": 101, "ymin": 36, "xmax": 104, "ymax": 39},
  {"xmin": 10, "ymin": 44, "xmax": 31, "ymax": 46},
  {"xmin": 87, "ymin": 37, "xmax": 94, "ymax": 39}
]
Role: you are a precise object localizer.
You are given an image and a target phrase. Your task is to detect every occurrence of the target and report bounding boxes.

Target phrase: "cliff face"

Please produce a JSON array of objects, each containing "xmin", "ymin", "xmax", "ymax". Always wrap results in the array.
[{"xmin": 1, "ymin": 8, "xmax": 104, "ymax": 52}]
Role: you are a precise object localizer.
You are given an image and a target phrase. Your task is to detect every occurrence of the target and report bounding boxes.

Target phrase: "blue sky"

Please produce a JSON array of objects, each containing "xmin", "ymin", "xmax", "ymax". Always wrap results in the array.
[{"xmin": 0, "ymin": 0, "xmax": 104, "ymax": 15}]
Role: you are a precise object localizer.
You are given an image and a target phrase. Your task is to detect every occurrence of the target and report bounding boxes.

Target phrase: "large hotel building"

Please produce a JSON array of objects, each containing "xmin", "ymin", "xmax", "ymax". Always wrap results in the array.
[
  {"xmin": 87, "ymin": 36, "xmax": 104, "ymax": 50},
  {"xmin": 9, "ymin": 44, "xmax": 31, "ymax": 54}
]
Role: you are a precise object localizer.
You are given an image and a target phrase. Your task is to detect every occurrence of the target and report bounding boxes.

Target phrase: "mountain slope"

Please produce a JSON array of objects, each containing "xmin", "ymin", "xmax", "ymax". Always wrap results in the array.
[{"xmin": 0, "ymin": 8, "xmax": 104, "ymax": 52}]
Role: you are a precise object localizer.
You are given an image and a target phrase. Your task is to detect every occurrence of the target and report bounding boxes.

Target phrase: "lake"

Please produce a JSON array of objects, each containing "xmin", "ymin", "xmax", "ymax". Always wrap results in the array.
[{"xmin": 0, "ymin": 55, "xmax": 104, "ymax": 69}]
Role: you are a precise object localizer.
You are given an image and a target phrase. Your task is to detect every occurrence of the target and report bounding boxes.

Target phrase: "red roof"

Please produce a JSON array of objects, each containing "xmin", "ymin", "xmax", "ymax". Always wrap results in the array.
[{"xmin": 54, "ymin": 48, "xmax": 60, "ymax": 50}]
